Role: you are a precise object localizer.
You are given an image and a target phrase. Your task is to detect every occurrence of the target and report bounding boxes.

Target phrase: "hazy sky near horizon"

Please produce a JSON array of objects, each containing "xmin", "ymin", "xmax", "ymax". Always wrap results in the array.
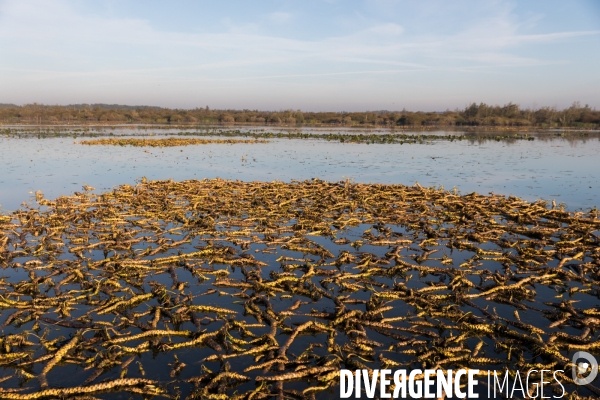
[{"xmin": 0, "ymin": 0, "xmax": 599, "ymax": 111}]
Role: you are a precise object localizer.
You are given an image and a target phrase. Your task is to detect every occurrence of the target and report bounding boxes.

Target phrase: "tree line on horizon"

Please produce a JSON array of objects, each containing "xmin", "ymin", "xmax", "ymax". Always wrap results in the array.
[{"xmin": 0, "ymin": 102, "xmax": 598, "ymax": 128}]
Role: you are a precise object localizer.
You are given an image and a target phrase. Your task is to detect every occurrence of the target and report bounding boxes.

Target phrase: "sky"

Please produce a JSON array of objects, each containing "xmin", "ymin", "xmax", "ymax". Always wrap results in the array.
[{"xmin": 0, "ymin": 0, "xmax": 599, "ymax": 111}]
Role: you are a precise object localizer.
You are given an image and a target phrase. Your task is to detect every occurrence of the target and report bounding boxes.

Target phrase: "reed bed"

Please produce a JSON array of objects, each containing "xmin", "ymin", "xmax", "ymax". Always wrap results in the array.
[
  {"xmin": 0, "ymin": 179, "xmax": 599, "ymax": 398},
  {"xmin": 78, "ymin": 138, "xmax": 268, "ymax": 147}
]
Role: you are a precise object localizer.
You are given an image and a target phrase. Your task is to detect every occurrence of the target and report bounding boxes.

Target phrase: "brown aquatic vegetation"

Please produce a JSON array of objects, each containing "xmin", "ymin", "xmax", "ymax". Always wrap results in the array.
[
  {"xmin": 78, "ymin": 138, "xmax": 268, "ymax": 147},
  {"xmin": 0, "ymin": 178, "xmax": 600, "ymax": 398}
]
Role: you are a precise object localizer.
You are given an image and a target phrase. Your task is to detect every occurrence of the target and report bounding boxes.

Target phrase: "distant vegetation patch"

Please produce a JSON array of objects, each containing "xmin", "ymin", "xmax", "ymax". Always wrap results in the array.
[
  {"xmin": 78, "ymin": 138, "xmax": 268, "ymax": 147},
  {"xmin": 1, "ymin": 101, "xmax": 599, "ymax": 128}
]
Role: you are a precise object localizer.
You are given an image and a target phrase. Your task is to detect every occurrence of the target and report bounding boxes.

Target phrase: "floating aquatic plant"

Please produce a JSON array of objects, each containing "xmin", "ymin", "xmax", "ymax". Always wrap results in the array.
[
  {"xmin": 0, "ymin": 179, "xmax": 599, "ymax": 398},
  {"xmin": 78, "ymin": 138, "xmax": 268, "ymax": 147}
]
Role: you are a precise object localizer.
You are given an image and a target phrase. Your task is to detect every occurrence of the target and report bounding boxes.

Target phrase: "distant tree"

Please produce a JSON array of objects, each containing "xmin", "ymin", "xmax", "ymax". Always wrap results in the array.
[
  {"xmin": 0, "ymin": 102, "xmax": 597, "ymax": 127},
  {"xmin": 220, "ymin": 114, "xmax": 235, "ymax": 124},
  {"xmin": 169, "ymin": 114, "xmax": 183, "ymax": 123},
  {"xmin": 127, "ymin": 110, "xmax": 140, "ymax": 121},
  {"xmin": 294, "ymin": 110, "xmax": 304, "ymax": 123}
]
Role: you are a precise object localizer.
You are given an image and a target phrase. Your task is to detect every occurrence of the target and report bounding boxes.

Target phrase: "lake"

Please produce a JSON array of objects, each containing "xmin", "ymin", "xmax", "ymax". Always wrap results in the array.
[
  {"xmin": 1, "ymin": 126, "xmax": 599, "ymax": 399},
  {"xmin": 1, "ymin": 127, "xmax": 599, "ymax": 212}
]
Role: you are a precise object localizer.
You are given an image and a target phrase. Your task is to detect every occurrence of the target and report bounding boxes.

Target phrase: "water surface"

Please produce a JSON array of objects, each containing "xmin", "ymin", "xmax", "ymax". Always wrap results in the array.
[{"xmin": 1, "ymin": 128, "xmax": 599, "ymax": 211}]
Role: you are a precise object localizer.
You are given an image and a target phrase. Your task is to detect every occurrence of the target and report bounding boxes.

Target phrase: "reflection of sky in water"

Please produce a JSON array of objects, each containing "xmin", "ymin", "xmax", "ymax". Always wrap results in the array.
[
  {"xmin": 1, "ymin": 131, "xmax": 599, "ymax": 212},
  {"xmin": 1, "ymin": 129, "xmax": 599, "ymax": 397}
]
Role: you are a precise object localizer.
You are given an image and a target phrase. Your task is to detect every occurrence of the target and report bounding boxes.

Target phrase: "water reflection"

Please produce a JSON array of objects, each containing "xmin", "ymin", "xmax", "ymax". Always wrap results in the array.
[{"xmin": 1, "ymin": 127, "xmax": 599, "ymax": 212}]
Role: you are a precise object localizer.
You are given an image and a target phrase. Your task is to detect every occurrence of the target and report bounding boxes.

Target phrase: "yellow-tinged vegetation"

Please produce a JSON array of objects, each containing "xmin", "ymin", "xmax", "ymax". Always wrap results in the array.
[
  {"xmin": 78, "ymin": 138, "xmax": 268, "ymax": 147},
  {"xmin": 0, "ymin": 178, "xmax": 599, "ymax": 398}
]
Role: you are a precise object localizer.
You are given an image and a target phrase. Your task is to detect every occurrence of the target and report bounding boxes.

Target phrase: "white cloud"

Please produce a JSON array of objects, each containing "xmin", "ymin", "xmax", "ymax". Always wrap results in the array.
[
  {"xmin": 0, "ymin": 0, "xmax": 598, "ymax": 109},
  {"xmin": 367, "ymin": 23, "xmax": 404, "ymax": 36},
  {"xmin": 0, "ymin": 0, "xmax": 595, "ymax": 71},
  {"xmin": 266, "ymin": 11, "xmax": 291, "ymax": 24}
]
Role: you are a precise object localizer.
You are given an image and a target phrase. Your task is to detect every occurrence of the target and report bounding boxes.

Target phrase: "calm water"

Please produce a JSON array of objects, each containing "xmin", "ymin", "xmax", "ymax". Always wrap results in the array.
[
  {"xmin": 1, "ymin": 128, "xmax": 599, "ymax": 212},
  {"xmin": 1, "ymin": 127, "xmax": 600, "ymax": 397}
]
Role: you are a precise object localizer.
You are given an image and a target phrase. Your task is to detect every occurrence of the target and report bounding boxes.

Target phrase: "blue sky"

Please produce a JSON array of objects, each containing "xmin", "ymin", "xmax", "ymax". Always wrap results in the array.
[{"xmin": 0, "ymin": 0, "xmax": 599, "ymax": 111}]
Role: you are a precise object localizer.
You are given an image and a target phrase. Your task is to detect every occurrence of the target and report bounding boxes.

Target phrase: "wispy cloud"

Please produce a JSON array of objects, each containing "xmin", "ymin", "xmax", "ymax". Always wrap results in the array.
[
  {"xmin": 266, "ymin": 11, "xmax": 291, "ymax": 24},
  {"xmin": 2, "ymin": 0, "xmax": 593, "ymax": 72},
  {"xmin": 0, "ymin": 0, "xmax": 598, "ymax": 109}
]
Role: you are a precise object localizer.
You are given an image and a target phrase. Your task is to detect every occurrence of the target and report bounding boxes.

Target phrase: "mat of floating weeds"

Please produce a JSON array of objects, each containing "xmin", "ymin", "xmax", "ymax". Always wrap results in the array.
[
  {"xmin": 7, "ymin": 126, "xmax": 598, "ymax": 143},
  {"xmin": 78, "ymin": 138, "xmax": 268, "ymax": 147},
  {"xmin": 1, "ymin": 179, "xmax": 600, "ymax": 399}
]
